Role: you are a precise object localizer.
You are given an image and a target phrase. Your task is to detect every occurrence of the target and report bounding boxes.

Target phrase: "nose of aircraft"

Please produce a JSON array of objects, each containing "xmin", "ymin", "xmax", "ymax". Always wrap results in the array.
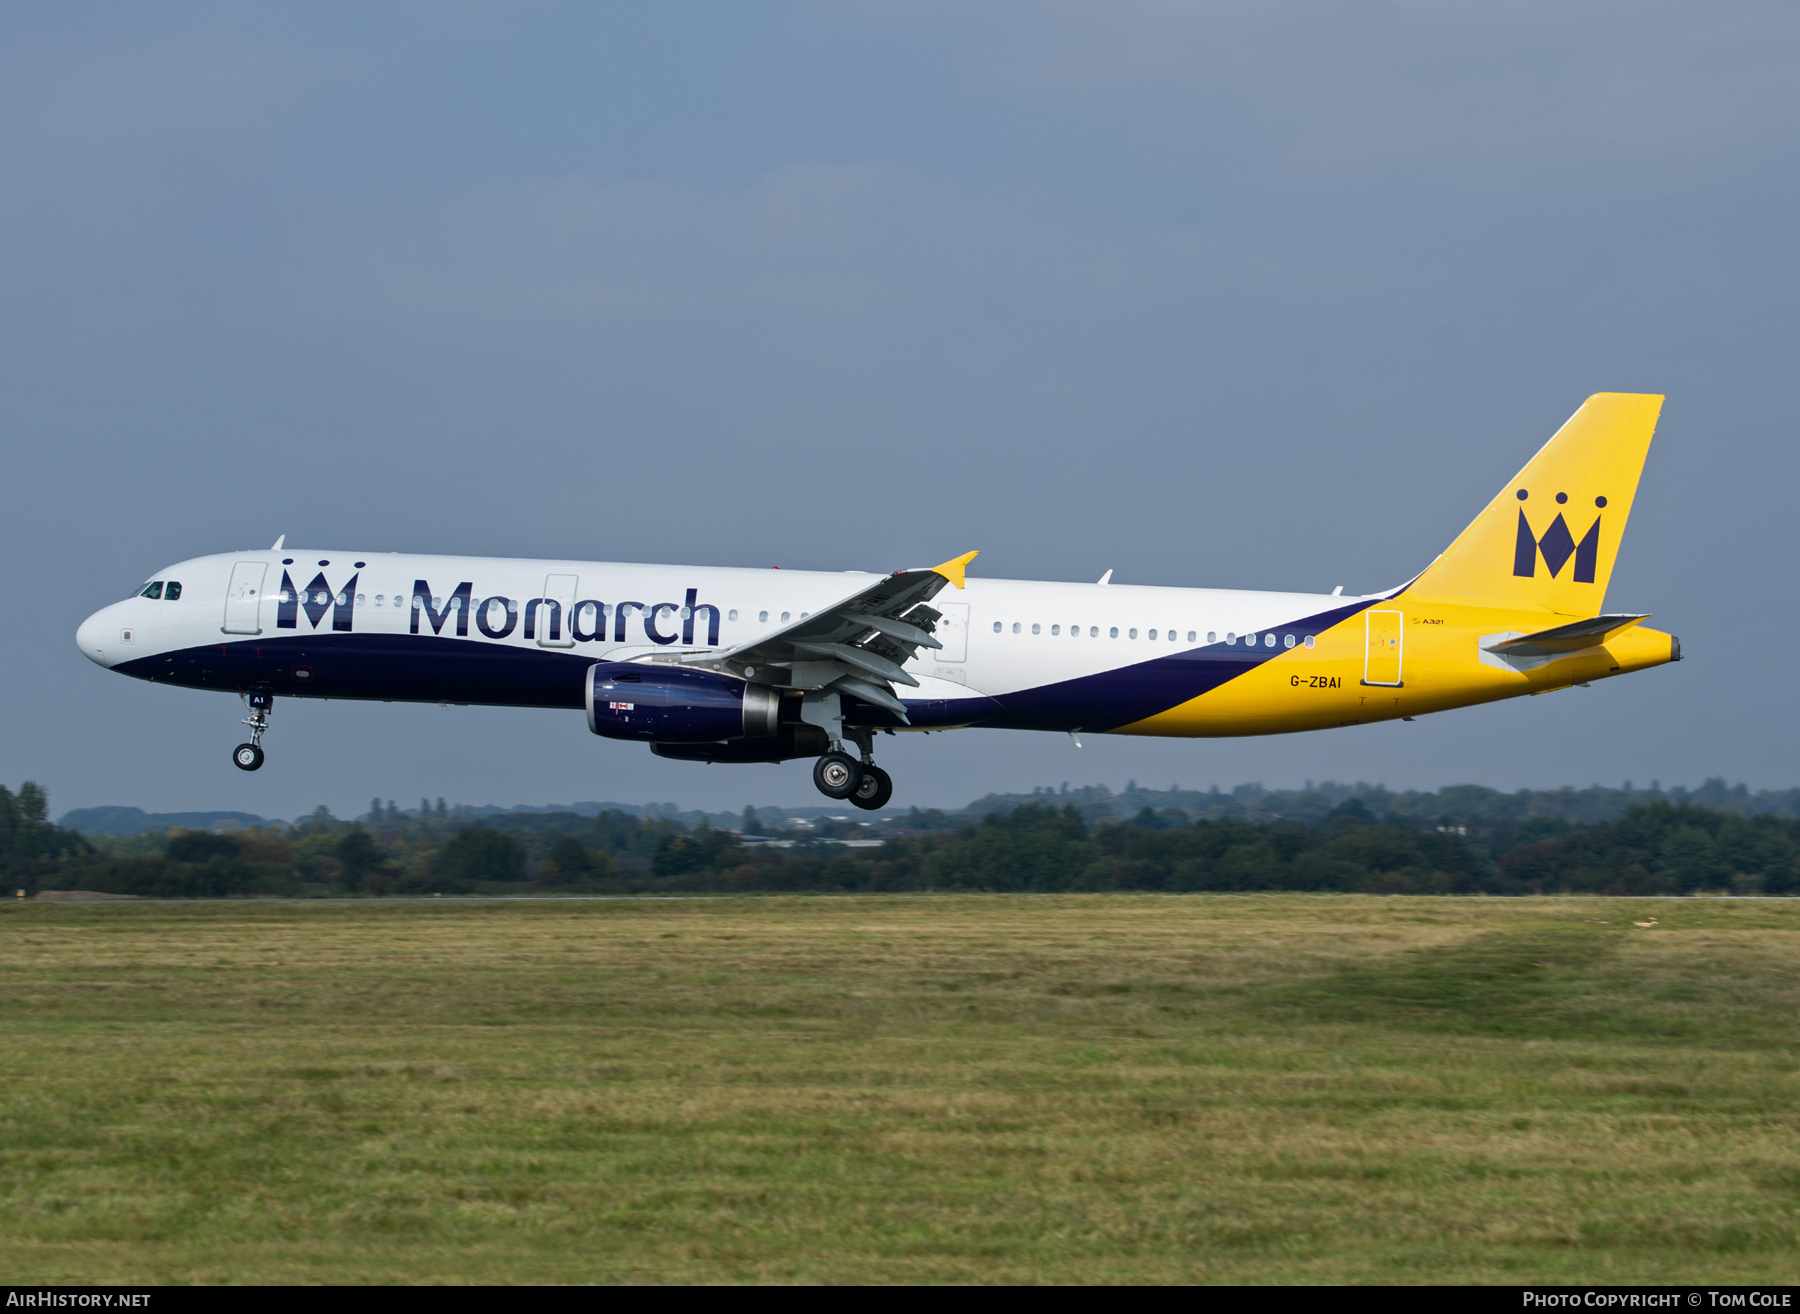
[{"xmin": 75, "ymin": 604, "xmax": 121, "ymax": 668}]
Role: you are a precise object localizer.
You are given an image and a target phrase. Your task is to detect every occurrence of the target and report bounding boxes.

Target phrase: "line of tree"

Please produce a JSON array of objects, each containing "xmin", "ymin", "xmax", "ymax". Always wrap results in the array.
[
  {"xmin": 62, "ymin": 775, "xmax": 1800, "ymax": 841},
  {"xmin": 6, "ymin": 781, "xmax": 1798, "ymax": 898}
]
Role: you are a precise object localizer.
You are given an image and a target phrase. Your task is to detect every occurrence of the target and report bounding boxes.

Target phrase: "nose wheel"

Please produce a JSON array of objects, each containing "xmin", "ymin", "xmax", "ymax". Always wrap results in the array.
[{"xmin": 233, "ymin": 693, "xmax": 272, "ymax": 771}]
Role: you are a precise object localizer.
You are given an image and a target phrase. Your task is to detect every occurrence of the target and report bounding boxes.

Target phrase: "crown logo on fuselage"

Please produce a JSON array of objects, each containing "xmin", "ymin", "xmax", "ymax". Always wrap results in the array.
[
  {"xmin": 1511, "ymin": 489, "xmax": 1607, "ymax": 583},
  {"xmin": 277, "ymin": 569, "xmax": 358, "ymax": 631}
]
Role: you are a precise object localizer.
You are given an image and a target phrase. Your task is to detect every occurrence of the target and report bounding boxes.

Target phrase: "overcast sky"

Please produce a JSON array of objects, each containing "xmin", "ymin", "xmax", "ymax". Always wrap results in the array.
[{"xmin": 4, "ymin": 2, "xmax": 1797, "ymax": 820}]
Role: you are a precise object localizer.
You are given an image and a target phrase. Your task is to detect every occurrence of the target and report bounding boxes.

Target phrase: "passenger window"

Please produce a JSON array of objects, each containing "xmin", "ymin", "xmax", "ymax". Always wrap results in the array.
[
  {"xmin": 1284, "ymin": 634, "xmax": 1295, "ymax": 648},
  {"xmin": 993, "ymin": 622, "xmax": 1002, "ymax": 633},
  {"xmin": 1206, "ymin": 631, "xmax": 1215, "ymax": 643},
  {"xmin": 1187, "ymin": 631, "xmax": 1196, "ymax": 642},
  {"xmin": 1128, "ymin": 628, "xmax": 1138, "ymax": 639},
  {"xmin": 164, "ymin": 582, "xmax": 182, "ymax": 600},
  {"xmin": 1011, "ymin": 622, "xmax": 1020, "ymax": 634},
  {"xmin": 759, "ymin": 611, "xmax": 768, "ymax": 623},
  {"xmin": 1304, "ymin": 635, "xmax": 1315, "ymax": 648},
  {"xmin": 1226, "ymin": 633, "xmax": 1236, "ymax": 645},
  {"xmin": 728, "ymin": 609, "xmax": 738, "ymax": 622},
  {"xmin": 1169, "ymin": 630, "xmax": 1177, "ymax": 642},
  {"xmin": 1031, "ymin": 623, "xmax": 1040, "ymax": 635},
  {"xmin": 1246, "ymin": 633, "xmax": 1257, "ymax": 646},
  {"xmin": 1265, "ymin": 634, "xmax": 1276, "ymax": 647},
  {"xmin": 1148, "ymin": 629, "xmax": 1157, "ymax": 640},
  {"xmin": 356, "ymin": 594, "xmax": 365, "ymax": 606},
  {"xmin": 781, "ymin": 612, "xmax": 790, "ymax": 623},
  {"xmin": 1109, "ymin": 627, "xmax": 1119, "ymax": 639},
  {"xmin": 1051, "ymin": 625, "xmax": 1060, "ymax": 635},
  {"xmin": 140, "ymin": 582, "xmax": 163, "ymax": 599},
  {"xmin": 1089, "ymin": 626, "xmax": 1098, "ymax": 637}
]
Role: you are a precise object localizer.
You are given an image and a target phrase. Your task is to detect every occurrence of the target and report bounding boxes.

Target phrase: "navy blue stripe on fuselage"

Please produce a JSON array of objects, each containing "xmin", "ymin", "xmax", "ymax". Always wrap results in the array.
[
  {"xmin": 113, "ymin": 597, "xmax": 1377, "ymax": 729},
  {"xmin": 124, "ymin": 633, "xmax": 1008, "ymax": 731},
  {"xmin": 114, "ymin": 633, "xmax": 595, "ymax": 709},
  {"xmin": 986, "ymin": 597, "xmax": 1376, "ymax": 732}
]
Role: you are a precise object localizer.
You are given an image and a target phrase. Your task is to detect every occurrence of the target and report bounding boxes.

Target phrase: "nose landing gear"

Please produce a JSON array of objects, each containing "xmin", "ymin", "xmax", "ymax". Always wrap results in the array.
[{"xmin": 233, "ymin": 693, "xmax": 272, "ymax": 771}]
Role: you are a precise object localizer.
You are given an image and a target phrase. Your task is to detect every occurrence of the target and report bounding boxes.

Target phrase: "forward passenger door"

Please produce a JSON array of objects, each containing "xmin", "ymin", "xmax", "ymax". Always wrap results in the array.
[{"xmin": 222, "ymin": 562, "xmax": 267, "ymax": 635}]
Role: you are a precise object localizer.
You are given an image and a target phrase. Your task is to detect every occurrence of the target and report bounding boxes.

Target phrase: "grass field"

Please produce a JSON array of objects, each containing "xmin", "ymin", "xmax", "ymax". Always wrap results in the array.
[{"xmin": 1, "ymin": 894, "xmax": 1797, "ymax": 1284}]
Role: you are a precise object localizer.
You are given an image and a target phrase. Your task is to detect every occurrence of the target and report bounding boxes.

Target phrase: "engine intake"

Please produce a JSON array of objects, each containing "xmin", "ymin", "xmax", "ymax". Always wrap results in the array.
[{"xmin": 586, "ymin": 662, "xmax": 781, "ymax": 743}]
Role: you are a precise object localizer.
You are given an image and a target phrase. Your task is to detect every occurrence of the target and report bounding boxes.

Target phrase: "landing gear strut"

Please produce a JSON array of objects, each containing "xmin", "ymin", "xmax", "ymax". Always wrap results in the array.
[{"xmin": 233, "ymin": 693, "xmax": 272, "ymax": 772}]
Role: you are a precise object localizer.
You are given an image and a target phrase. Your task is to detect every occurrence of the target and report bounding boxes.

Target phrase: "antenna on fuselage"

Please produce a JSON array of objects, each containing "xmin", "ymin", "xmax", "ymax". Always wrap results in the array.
[
  {"xmin": 1097, "ymin": 570, "xmax": 1112, "ymax": 586},
  {"xmin": 271, "ymin": 535, "xmax": 286, "ymax": 550}
]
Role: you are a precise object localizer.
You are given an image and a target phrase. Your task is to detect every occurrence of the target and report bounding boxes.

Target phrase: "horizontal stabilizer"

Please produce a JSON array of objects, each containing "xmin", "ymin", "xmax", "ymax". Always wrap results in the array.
[{"xmin": 1485, "ymin": 613, "xmax": 1649, "ymax": 656}]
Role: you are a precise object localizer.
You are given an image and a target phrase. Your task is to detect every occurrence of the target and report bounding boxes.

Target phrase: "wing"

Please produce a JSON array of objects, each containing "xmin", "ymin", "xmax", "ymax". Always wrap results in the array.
[{"xmin": 648, "ymin": 550, "xmax": 978, "ymax": 722}]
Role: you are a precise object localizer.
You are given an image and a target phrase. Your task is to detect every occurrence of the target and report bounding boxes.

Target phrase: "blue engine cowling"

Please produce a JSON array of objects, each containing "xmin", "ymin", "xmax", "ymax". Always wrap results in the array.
[{"xmin": 586, "ymin": 662, "xmax": 782, "ymax": 743}]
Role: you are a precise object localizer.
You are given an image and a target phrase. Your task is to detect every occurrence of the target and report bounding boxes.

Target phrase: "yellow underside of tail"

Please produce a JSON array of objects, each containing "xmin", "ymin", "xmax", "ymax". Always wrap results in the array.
[{"xmin": 1117, "ymin": 602, "xmax": 1671, "ymax": 736}]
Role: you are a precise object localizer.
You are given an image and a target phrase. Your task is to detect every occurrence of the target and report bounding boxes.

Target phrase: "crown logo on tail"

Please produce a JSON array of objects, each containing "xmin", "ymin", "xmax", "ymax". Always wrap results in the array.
[{"xmin": 1511, "ymin": 490, "xmax": 1607, "ymax": 583}]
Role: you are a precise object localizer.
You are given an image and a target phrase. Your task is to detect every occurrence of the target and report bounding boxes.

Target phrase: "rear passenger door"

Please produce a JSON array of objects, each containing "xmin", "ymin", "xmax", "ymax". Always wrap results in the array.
[{"xmin": 1363, "ymin": 610, "xmax": 1403, "ymax": 686}]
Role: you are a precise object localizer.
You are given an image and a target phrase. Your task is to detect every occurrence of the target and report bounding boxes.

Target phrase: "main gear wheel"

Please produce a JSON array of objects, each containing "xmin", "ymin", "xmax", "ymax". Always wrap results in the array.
[
  {"xmin": 812, "ymin": 751, "xmax": 863, "ymax": 800},
  {"xmin": 848, "ymin": 764, "xmax": 893, "ymax": 811}
]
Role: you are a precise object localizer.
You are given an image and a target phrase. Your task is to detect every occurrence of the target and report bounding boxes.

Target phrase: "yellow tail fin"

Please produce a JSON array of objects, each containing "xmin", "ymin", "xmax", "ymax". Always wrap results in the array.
[{"xmin": 1408, "ymin": 393, "xmax": 1663, "ymax": 614}]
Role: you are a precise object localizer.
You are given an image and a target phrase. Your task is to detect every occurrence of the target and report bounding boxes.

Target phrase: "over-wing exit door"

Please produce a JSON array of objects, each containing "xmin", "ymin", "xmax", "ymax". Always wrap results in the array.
[
  {"xmin": 934, "ymin": 602, "xmax": 969, "ymax": 663},
  {"xmin": 538, "ymin": 574, "xmax": 578, "ymax": 648}
]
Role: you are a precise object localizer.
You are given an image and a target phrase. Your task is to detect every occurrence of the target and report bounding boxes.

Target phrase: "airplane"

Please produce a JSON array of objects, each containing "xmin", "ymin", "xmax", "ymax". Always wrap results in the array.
[{"xmin": 75, "ymin": 393, "xmax": 1679, "ymax": 810}]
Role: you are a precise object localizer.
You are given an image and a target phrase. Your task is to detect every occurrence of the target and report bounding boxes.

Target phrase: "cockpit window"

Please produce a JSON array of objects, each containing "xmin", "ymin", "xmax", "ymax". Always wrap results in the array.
[
  {"xmin": 140, "ymin": 582, "xmax": 163, "ymax": 599},
  {"xmin": 163, "ymin": 581, "xmax": 182, "ymax": 601}
]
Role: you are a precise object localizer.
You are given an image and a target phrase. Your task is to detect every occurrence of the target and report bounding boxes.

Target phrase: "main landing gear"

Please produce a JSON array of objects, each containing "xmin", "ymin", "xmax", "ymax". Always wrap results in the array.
[
  {"xmin": 850, "ymin": 763, "xmax": 893, "ymax": 811},
  {"xmin": 233, "ymin": 693, "xmax": 272, "ymax": 772},
  {"xmin": 812, "ymin": 728, "xmax": 894, "ymax": 811}
]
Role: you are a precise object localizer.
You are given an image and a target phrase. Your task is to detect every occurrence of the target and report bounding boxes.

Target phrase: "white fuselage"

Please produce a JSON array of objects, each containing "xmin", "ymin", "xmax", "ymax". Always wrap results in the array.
[{"xmin": 76, "ymin": 549, "xmax": 1358, "ymax": 725}]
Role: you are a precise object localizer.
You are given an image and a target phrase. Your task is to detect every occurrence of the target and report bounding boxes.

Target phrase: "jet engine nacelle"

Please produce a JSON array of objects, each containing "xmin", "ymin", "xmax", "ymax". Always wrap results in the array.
[{"xmin": 585, "ymin": 662, "xmax": 782, "ymax": 743}]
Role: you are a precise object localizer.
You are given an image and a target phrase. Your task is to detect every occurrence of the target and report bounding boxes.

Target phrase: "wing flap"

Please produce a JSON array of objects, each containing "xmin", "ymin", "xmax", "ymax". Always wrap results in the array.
[{"xmin": 640, "ymin": 552, "xmax": 977, "ymax": 726}]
